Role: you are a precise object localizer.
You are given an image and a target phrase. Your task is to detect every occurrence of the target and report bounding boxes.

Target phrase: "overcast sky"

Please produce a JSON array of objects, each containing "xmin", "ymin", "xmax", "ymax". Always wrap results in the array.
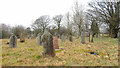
[{"xmin": 0, "ymin": 0, "xmax": 91, "ymax": 27}]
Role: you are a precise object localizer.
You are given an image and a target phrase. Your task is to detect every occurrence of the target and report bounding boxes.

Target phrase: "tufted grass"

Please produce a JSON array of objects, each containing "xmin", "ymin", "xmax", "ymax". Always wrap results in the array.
[{"xmin": 1, "ymin": 36, "xmax": 118, "ymax": 66}]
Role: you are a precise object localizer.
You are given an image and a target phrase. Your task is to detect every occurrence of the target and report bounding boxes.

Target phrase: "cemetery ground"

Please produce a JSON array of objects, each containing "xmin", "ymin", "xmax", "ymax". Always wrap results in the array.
[{"xmin": 2, "ymin": 36, "xmax": 118, "ymax": 66}]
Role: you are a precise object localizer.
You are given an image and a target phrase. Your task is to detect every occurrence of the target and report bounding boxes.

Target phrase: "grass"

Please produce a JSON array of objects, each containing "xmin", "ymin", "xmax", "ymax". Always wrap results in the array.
[{"xmin": 1, "ymin": 36, "xmax": 118, "ymax": 66}]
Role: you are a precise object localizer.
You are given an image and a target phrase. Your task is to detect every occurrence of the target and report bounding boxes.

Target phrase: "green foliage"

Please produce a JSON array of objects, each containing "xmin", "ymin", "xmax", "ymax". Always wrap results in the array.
[
  {"xmin": 34, "ymin": 55, "xmax": 42, "ymax": 59},
  {"xmin": 55, "ymin": 49, "xmax": 62, "ymax": 53},
  {"xmin": 28, "ymin": 48, "xmax": 34, "ymax": 51},
  {"xmin": 88, "ymin": 1, "xmax": 119, "ymax": 38}
]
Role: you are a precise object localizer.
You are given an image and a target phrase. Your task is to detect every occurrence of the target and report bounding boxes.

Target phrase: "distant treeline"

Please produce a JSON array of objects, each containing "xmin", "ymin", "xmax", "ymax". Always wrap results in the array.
[{"xmin": 1, "ymin": 1, "xmax": 119, "ymax": 39}]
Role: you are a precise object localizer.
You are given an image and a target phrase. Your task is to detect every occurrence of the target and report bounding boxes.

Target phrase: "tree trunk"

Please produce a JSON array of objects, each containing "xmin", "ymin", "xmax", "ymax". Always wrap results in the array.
[
  {"xmin": 91, "ymin": 34, "xmax": 94, "ymax": 43},
  {"xmin": 111, "ymin": 29, "xmax": 118, "ymax": 38},
  {"xmin": 41, "ymin": 31, "xmax": 55, "ymax": 57},
  {"xmin": 118, "ymin": 32, "xmax": 120, "ymax": 47},
  {"xmin": 78, "ymin": 25, "xmax": 81, "ymax": 36},
  {"xmin": 89, "ymin": 32, "xmax": 90, "ymax": 42},
  {"xmin": 96, "ymin": 34, "xmax": 98, "ymax": 38},
  {"xmin": 58, "ymin": 23, "xmax": 60, "ymax": 38},
  {"xmin": 68, "ymin": 35, "xmax": 72, "ymax": 42}
]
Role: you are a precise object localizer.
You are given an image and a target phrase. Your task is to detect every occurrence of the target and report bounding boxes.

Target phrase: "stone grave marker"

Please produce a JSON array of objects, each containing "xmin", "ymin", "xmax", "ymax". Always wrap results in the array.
[
  {"xmin": 41, "ymin": 30, "xmax": 55, "ymax": 57},
  {"xmin": 37, "ymin": 33, "xmax": 42, "ymax": 45},
  {"xmin": 61, "ymin": 34, "xmax": 65, "ymax": 42},
  {"xmin": 9, "ymin": 34, "xmax": 17, "ymax": 48},
  {"xmin": 53, "ymin": 36, "xmax": 59, "ymax": 49}
]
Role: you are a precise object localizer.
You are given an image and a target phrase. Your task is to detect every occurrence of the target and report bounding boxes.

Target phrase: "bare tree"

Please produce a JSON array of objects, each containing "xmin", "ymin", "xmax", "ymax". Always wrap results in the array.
[
  {"xmin": 12, "ymin": 25, "xmax": 25, "ymax": 38},
  {"xmin": 63, "ymin": 11, "xmax": 73, "ymax": 41},
  {"xmin": 31, "ymin": 15, "xmax": 50, "ymax": 36},
  {"xmin": 84, "ymin": 13, "xmax": 91, "ymax": 42},
  {"xmin": 72, "ymin": 1, "xmax": 84, "ymax": 37},
  {"xmin": 48, "ymin": 25, "xmax": 57, "ymax": 35},
  {"xmin": 66, "ymin": 12, "xmax": 70, "ymax": 35},
  {"xmin": 72, "ymin": 1, "xmax": 85, "ymax": 44},
  {"xmin": 66, "ymin": 12, "xmax": 73, "ymax": 36},
  {"xmin": 88, "ymin": 1, "xmax": 119, "ymax": 38},
  {"xmin": 25, "ymin": 27, "xmax": 31, "ymax": 39},
  {"xmin": 53, "ymin": 15, "xmax": 63, "ymax": 38},
  {"xmin": 0, "ymin": 24, "xmax": 11, "ymax": 39}
]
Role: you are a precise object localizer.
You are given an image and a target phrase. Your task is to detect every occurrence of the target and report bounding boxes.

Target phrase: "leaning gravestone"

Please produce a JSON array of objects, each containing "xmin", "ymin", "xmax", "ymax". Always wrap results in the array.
[
  {"xmin": 53, "ymin": 36, "xmax": 59, "ymax": 49},
  {"xmin": 41, "ymin": 30, "xmax": 55, "ymax": 57},
  {"xmin": 37, "ymin": 33, "xmax": 42, "ymax": 45},
  {"xmin": 20, "ymin": 33, "xmax": 25, "ymax": 42},
  {"xmin": 9, "ymin": 34, "xmax": 17, "ymax": 48},
  {"xmin": 68, "ymin": 35, "xmax": 72, "ymax": 42},
  {"xmin": 61, "ymin": 34, "xmax": 65, "ymax": 42}
]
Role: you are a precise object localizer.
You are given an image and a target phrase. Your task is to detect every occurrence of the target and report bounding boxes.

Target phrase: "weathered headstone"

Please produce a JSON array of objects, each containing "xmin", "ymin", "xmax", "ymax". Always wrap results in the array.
[
  {"xmin": 41, "ymin": 30, "xmax": 55, "ymax": 57},
  {"xmin": 37, "ymin": 33, "xmax": 42, "ymax": 45},
  {"xmin": 9, "ymin": 34, "xmax": 17, "ymax": 48},
  {"xmin": 68, "ymin": 35, "xmax": 72, "ymax": 42},
  {"xmin": 53, "ymin": 36, "xmax": 59, "ymax": 49},
  {"xmin": 61, "ymin": 34, "xmax": 65, "ymax": 42},
  {"xmin": 20, "ymin": 33, "xmax": 25, "ymax": 42},
  {"xmin": 81, "ymin": 31, "xmax": 85, "ymax": 44}
]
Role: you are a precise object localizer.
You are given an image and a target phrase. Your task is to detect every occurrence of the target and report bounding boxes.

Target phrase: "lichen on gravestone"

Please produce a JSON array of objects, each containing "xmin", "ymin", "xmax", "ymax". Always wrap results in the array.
[
  {"xmin": 61, "ymin": 34, "xmax": 65, "ymax": 42},
  {"xmin": 41, "ymin": 30, "xmax": 55, "ymax": 57},
  {"xmin": 37, "ymin": 33, "xmax": 42, "ymax": 45},
  {"xmin": 9, "ymin": 33, "xmax": 17, "ymax": 48}
]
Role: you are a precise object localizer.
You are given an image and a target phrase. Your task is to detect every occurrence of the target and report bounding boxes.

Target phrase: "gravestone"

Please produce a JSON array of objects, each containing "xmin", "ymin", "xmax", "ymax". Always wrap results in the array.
[
  {"xmin": 20, "ymin": 33, "xmax": 25, "ymax": 42},
  {"xmin": 61, "ymin": 34, "xmax": 65, "ymax": 42},
  {"xmin": 53, "ymin": 37, "xmax": 59, "ymax": 49},
  {"xmin": 68, "ymin": 35, "xmax": 72, "ymax": 42},
  {"xmin": 41, "ymin": 30, "xmax": 55, "ymax": 57},
  {"xmin": 118, "ymin": 32, "xmax": 119, "ymax": 38},
  {"xmin": 9, "ymin": 34, "xmax": 17, "ymax": 48},
  {"xmin": 81, "ymin": 31, "xmax": 85, "ymax": 44},
  {"xmin": 37, "ymin": 33, "xmax": 42, "ymax": 45}
]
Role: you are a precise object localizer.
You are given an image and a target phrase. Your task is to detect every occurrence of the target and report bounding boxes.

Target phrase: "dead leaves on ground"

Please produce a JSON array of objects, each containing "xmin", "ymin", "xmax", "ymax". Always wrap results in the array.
[{"xmin": 2, "ymin": 37, "xmax": 118, "ymax": 66}]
